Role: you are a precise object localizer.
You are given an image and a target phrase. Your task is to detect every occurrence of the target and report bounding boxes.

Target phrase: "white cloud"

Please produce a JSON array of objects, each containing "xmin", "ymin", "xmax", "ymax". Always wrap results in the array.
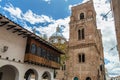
[
  {"xmin": 3, "ymin": 3, "xmax": 69, "ymax": 40},
  {"xmin": 93, "ymin": 0, "xmax": 120, "ymax": 77},
  {"xmin": 36, "ymin": 17, "xmax": 70, "ymax": 40},
  {"xmin": 68, "ymin": 0, "xmax": 90, "ymax": 9},
  {"xmin": 3, "ymin": 3, "xmax": 54, "ymax": 25},
  {"xmin": 82, "ymin": 0, "xmax": 90, "ymax": 3},
  {"xmin": 43, "ymin": 0, "xmax": 50, "ymax": 2},
  {"xmin": 42, "ymin": 0, "xmax": 51, "ymax": 4},
  {"xmin": 68, "ymin": 5, "xmax": 72, "ymax": 11},
  {"xmin": 23, "ymin": 10, "xmax": 54, "ymax": 24},
  {"xmin": 3, "ymin": 3, "xmax": 22, "ymax": 19}
]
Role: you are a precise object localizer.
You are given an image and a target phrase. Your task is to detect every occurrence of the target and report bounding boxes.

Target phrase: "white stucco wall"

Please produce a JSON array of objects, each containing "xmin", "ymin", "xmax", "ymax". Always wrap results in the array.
[
  {"xmin": 0, "ymin": 26, "xmax": 27, "ymax": 62},
  {"xmin": 0, "ymin": 26, "xmax": 55, "ymax": 80}
]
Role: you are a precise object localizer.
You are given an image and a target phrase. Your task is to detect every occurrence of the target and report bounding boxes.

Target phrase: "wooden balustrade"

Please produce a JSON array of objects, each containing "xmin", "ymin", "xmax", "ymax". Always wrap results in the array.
[{"xmin": 24, "ymin": 54, "xmax": 60, "ymax": 69}]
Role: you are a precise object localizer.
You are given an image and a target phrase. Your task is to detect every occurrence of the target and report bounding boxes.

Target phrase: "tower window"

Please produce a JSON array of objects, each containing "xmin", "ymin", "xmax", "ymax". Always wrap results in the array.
[
  {"xmin": 82, "ymin": 54, "xmax": 85, "ymax": 62},
  {"xmin": 78, "ymin": 28, "xmax": 85, "ymax": 40},
  {"xmin": 62, "ymin": 64, "xmax": 66, "ymax": 71},
  {"xmin": 80, "ymin": 13, "xmax": 84, "ymax": 20},
  {"xmin": 78, "ymin": 53, "xmax": 85, "ymax": 63},
  {"xmin": 79, "ymin": 54, "xmax": 81, "ymax": 62},
  {"xmin": 78, "ymin": 30, "xmax": 81, "ymax": 40},
  {"xmin": 100, "ymin": 65, "xmax": 103, "ymax": 71},
  {"xmin": 82, "ymin": 28, "xmax": 85, "ymax": 39}
]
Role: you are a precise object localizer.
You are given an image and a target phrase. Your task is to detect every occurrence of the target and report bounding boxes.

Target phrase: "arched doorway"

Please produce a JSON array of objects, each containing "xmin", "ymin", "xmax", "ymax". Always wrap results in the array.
[
  {"xmin": 24, "ymin": 69, "xmax": 38, "ymax": 80},
  {"xmin": 86, "ymin": 77, "xmax": 91, "ymax": 80},
  {"xmin": 0, "ymin": 65, "xmax": 19, "ymax": 80},
  {"xmin": 74, "ymin": 77, "xmax": 79, "ymax": 80},
  {"xmin": 42, "ymin": 71, "xmax": 51, "ymax": 80}
]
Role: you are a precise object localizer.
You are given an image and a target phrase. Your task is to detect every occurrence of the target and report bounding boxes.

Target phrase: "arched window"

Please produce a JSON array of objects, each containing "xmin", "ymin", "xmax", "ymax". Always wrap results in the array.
[
  {"xmin": 42, "ymin": 72, "xmax": 51, "ymax": 80},
  {"xmin": 86, "ymin": 77, "xmax": 91, "ymax": 80},
  {"xmin": 24, "ymin": 69, "xmax": 38, "ymax": 80},
  {"xmin": 31, "ymin": 44, "xmax": 37, "ymax": 54},
  {"xmin": 80, "ymin": 13, "xmax": 84, "ymax": 20},
  {"xmin": 81, "ymin": 28, "xmax": 85, "ymax": 39},
  {"xmin": 78, "ymin": 28, "xmax": 85, "ymax": 40},
  {"xmin": 78, "ymin": 30, "xmax": 81, "ymax": 40}
]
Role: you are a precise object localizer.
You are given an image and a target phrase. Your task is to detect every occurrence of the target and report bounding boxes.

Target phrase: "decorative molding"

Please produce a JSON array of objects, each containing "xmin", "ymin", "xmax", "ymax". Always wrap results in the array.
[
  {"xmin": 69, "ymin": 43, "xmax": 100, "ymax": 55},
  {"xmin": 69, "ymin": 43, "xmax": 96, "ymax": 49}
]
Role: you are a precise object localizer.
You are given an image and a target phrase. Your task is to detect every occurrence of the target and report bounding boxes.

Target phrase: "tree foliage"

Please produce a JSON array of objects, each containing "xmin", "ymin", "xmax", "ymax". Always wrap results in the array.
[{"xmin": 52, "ymin": 43, "xmax": 69, "ymax": 65}]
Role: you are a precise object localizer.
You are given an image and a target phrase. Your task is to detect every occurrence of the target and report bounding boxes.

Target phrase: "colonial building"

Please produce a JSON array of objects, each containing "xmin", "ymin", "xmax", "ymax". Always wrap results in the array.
[
  {"xmin": 0, "ymin": 14, "xmax": 64, "ymax": 80},
  {"xmin": 0, "ymin": 0, "xmax": 106, "ymax": 80},
  {"xmin": 111, "ymin": 0, "xmax": 120, "ymax": 59},
  {"xmin": 66, "ymin": 0, "xmax": 105, "ymax": 80}
]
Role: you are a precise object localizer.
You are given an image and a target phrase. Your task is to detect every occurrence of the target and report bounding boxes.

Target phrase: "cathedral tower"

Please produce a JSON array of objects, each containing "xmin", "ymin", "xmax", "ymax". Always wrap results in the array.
[{"xmin": 66, "ymin": 1, "xmax": 105, "ymax": 80}]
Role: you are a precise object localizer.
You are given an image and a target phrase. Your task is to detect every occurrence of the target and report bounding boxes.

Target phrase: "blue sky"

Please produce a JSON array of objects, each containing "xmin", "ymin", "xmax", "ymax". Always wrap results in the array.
[
  {"xmin": 0, "ymin": 0, "xmax": 83, "ymax": 19},
  {"xmin": 0, "ymin": 0, "xmax": 120, "ymax": 77}
]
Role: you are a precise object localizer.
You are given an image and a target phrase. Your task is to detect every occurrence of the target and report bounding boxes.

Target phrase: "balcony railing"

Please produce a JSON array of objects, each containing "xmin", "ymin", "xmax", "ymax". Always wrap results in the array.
[{"xmin": 24, "ymin": 54, "xmax": 60, "ymax": 69}]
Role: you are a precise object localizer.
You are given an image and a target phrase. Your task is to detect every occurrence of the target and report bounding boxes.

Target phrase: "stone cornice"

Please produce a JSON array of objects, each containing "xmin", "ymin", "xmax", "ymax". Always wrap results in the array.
[
  {"xmin": 69, "ymin": 43, "xmax": 100, "ymax": 55},
  {"xmin": 69, "ymin": 43, "xmax": 95, "ymax": 49}
]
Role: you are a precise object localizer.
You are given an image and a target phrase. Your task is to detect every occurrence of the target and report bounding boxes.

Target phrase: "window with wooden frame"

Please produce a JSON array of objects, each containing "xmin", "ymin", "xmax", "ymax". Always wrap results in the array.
[
  {"xmin": 37, "ymin": 47, "xmax": 41, "ymax": 56},
  {"xmin": 30, "ymin": 44, "xmax": 37, "ymax": 54}
]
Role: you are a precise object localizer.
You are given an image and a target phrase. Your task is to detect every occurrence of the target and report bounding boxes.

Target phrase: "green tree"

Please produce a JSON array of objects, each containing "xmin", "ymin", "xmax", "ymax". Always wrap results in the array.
[{"xmin": 52, "ymin": 43, "xmax": 69, "ymax": 65}]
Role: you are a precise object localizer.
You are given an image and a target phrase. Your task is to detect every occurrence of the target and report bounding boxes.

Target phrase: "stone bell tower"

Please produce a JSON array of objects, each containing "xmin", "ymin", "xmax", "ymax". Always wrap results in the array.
[{"xmin": 66, "ymin": 0, "xmax": 105, "ymax": 80}]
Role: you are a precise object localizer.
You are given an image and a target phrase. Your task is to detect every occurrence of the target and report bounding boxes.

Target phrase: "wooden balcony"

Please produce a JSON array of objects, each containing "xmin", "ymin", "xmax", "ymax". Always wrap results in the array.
[{"xmin": 24, "ymin": 54, "xmax": 60, "ymax": 69}]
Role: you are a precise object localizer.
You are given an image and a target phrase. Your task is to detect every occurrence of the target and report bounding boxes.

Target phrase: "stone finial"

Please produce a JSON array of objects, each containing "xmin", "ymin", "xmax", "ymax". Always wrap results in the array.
[{"xmin": 56, "ymin": 25, "xmax": 61, "ymax": 32}]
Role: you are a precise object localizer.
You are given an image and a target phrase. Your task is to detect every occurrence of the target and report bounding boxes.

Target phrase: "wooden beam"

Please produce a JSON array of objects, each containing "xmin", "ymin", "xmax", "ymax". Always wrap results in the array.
[
  {"xmin": 12, "ymin": 28, "xmax": 22, "ymax": 33},
  {"xmin": 13, "ymin": 30, "xmax": 18, "ymax": 33},
  {"xmin": 0, "ymin": 21, "xmax": 9, "ymax": 26},
  {"xmin": 35, "ymin": 37, "xmax": 40, "ymax": 41},
  {"xmin": 7, "ymin": 25, "xmax": 16, "ymax": 30},
  {"xmin": 14, "ymin": 28, "xmax": 22, "ymax": 31},
  {"xmin": 23, "ymin": 34, "xmax": 31, "ymax": 38},
  {"xmin": 18, "ymin": 31, "xmax": 27, "ymax": 35}
]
